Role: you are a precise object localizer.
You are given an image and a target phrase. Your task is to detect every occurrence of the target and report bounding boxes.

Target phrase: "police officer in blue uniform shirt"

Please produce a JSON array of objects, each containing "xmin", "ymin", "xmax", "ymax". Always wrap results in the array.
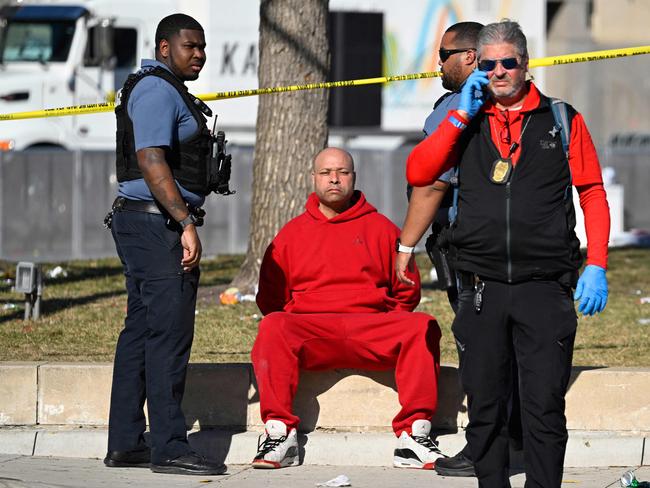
[
  {"xmin": 397, "ymin": 22, "xmax": 486, "ymax": 292},
  {"xmin": 103, "ymin": 14, "xmax": 226, "ymax": 476}
]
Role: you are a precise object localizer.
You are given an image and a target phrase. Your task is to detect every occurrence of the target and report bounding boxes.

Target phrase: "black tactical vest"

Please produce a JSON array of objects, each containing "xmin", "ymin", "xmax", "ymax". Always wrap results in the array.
[
  {"xmin": 448, "ymin": 92, "xmax": 583, "ymax": 283},
  {"xmin": 115, "ymin": 66, "xmax": 212, "ymax": 196}
]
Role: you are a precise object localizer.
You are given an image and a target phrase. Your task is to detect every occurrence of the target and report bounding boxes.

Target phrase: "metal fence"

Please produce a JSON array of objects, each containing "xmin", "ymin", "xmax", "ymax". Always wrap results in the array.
[
  {"xmin": 603, "ymin": 142, "xmax": 650, "ymax": 230},
  {"xmin": 3, "ymin": 144, "xmax": 646, "ymax": 263},
  {"xmin": 0, "ymin": 146, "xmax": 412, "ymax": 262}
]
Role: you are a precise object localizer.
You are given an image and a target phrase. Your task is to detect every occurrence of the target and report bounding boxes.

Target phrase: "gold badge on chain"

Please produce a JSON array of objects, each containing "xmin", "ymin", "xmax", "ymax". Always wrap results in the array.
[{"xmin": 490, "ymin": 158, "xmax": 512, "ymax": 184}]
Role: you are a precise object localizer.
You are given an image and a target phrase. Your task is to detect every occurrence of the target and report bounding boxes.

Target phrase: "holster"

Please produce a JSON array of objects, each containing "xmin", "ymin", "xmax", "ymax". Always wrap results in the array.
[{"xmin": 425, "ymin": 222, "xmax": 456, "ymax": 291}]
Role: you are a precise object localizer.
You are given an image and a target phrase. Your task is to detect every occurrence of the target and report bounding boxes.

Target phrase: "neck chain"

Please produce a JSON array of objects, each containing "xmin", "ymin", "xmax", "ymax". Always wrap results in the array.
[{"xmin": 490, "ymin": 112, "xmax": 532, "ymax": 160}]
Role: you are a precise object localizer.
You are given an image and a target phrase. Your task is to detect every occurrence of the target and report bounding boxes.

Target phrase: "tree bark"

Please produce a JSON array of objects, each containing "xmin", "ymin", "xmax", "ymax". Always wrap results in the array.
[{"xmin": 231, "ymin": 0, "xmax": 330, "ymax": 292}]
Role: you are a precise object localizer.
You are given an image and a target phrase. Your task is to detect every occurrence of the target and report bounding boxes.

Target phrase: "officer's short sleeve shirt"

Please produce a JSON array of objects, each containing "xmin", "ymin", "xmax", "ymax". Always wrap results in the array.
[{"xmin": 117, "ymin": 59, "xmax": 204, "ymax": 206}]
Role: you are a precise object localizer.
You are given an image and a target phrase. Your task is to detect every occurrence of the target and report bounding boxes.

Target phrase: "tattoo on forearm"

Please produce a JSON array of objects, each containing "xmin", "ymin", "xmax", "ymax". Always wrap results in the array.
[{"xmin": 137, "ymin": 148, "xmax": 188, "ymax": 221}]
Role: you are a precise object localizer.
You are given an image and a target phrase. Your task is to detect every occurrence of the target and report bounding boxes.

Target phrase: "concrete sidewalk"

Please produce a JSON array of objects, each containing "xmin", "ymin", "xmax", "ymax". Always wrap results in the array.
[{"xmin": 0, "ymin": 455, "xmax": 648, "ymax": 488}]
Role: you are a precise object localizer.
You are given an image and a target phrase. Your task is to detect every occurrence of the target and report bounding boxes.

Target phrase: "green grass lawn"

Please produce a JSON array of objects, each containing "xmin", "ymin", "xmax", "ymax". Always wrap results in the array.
[{"xmin": 1, "ymin": 248, "xmax": 649, "ymax": 366}]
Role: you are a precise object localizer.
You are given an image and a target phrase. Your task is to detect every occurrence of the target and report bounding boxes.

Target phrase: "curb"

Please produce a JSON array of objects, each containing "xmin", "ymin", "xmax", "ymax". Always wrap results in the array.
[{"xmin": 0, "ymin": 427, "xmax": 646, "ymax": 467}]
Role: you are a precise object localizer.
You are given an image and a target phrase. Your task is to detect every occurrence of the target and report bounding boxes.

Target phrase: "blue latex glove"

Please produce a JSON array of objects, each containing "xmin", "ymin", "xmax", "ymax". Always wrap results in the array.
[
  {"xmin": 574, "ymin": 265, "xmax": 608, "ymax": 316},
  {"xmin": 458, "ymin": 69, "xmax": 489, "ymax": 119}
]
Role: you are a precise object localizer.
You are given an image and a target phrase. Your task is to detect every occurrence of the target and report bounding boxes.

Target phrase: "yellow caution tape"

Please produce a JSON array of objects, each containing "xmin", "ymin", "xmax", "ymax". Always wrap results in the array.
[
  {"xmin": 1, "ymin": 45, "xmax": 649, "ymax": 122},
  {"xmin": 528, "ymin": 45, "xmax": 650, "ymax": 68}
]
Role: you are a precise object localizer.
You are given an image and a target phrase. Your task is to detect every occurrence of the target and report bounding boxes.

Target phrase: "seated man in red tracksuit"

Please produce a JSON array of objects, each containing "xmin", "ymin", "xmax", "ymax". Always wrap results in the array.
[{"xmin": 251, "ymin": 147, "xmax": 444, "ymax": 469}]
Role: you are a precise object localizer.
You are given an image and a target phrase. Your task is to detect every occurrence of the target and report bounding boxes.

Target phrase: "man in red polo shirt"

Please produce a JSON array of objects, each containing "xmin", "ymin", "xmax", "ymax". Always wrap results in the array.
[{"xmin": 406, "ymin": 20, "xmax": 609, "ymax": 488}]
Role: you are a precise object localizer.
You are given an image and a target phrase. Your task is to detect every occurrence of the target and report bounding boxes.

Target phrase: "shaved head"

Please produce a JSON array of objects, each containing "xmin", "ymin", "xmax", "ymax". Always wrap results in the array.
[
  {"xmin": 311, "ymin": 147, "xmax": 356, "ymax": 218},
  {"xmin": 312, "ymin": 147, "xmax": 354, "ymax": 171}
]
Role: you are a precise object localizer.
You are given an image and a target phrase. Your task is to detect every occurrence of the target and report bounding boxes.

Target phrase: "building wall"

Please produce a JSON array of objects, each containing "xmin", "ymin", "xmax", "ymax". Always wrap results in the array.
[{"xmin": 545, "ymin": 0, "xmax": 650, "ymax": 151}]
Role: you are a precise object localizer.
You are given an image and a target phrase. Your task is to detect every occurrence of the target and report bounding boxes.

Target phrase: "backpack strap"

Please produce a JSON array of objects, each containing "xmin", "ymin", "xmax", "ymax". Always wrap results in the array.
[
  {"xmin": 550, "ymin": 97, "xmax": 571, "ymax": 159},
  {"xmin": 448, "ymin": 166, "xmax": 460, "ymax": 223},
  {"xmin": 549, "ymin": 97, "xmax": 574, "ymax": 202}
]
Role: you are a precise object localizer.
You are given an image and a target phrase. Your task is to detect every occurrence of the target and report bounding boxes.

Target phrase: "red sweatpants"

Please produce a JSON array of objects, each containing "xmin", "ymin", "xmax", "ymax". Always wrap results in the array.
[{"xmin": 251, "ymin": 311, "xmax": 441, "ymax": 436}]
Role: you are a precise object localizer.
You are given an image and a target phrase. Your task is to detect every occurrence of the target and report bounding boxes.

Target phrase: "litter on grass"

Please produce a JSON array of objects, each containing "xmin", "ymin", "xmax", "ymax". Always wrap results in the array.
[{"xmin": 46, "ymin": 266, "xmax": 68, "ymax": 279}]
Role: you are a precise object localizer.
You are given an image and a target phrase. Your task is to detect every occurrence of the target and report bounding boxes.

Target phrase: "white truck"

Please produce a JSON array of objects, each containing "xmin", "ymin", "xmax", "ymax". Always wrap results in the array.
[
  {"xmin": 0, "ymin": 0, "xmax": 197, "ymax": 150},
  {"xmin": 0, "ymin": 0, "xmax": 545, "ymax": 151}
]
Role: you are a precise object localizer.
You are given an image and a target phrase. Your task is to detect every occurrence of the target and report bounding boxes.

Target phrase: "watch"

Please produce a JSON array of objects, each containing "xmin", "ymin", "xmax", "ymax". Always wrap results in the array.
[
  {"xmin": 395, "ymin": 238, "xmax": 415, "ymax": 254},
  {"xmin": 178, "ymin": 213, "xmax": 198, "ymax": 230}
]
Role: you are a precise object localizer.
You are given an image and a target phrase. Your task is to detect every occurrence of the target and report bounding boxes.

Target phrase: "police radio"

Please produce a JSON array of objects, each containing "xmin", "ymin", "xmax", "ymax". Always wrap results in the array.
[
  {"xmin": 208, "ymin": 115, "xmax": 236, "ymax": 196},
  {"xmin": 190, "ymin": 95, "xmax": 235, "ymax": 196}
]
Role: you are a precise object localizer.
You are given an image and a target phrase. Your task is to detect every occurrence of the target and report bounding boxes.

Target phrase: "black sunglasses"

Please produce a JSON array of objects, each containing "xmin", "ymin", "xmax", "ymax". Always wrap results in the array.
[
  {"xmin": 439, "ymin": 48, "xmax": 473, "ymax": 63},
  {"xmin": 478, "ymin": 57, "xmax": 520, "ymax": 71}
]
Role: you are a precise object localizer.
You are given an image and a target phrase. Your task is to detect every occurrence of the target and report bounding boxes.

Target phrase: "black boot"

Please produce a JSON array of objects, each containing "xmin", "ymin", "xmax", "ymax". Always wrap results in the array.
[
  {"xmin": 150, "ymin": 452, "xmax": 226, "ymax": 475},
  {"xmin": 434, "ymin": 449, "xmax": 475, "ymax": 477},
  {"xmin": 104, "ymin": 446, "xmax": 151, "ymax": 468}
]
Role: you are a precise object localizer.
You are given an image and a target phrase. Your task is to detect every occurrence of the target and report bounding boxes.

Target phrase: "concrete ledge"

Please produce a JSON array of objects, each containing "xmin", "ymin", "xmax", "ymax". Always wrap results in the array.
[
  {"xmin": 0, "ymin": 362, "xmax": 40, "ymax": 425},
  {"xmin": 249, "ymin": 366, "xmax": 465, "ymax": 432},
  {"xmin": 0, "ymin": 427, "xmax": 646, "ymax": 467},
  {"xmin": 564, "ymin": 431, "xmax": 645, "ymax": 467},
  {"xmin": 38, "ymin": 363, "xmax": 113, "ymax": 425},
  {"xmin": 184, "ymin": 363, "xmax": 251, "ymax": 428},
  {"xmin": 1, "ymin": 362, "xmax": 649, "ymax": 434},
  {"xmin": 1, "ymin": 362, "xmax": 467, "ymax": 431},
  {"xmin": 565, "ymin": 367, "xmax": 650, "ymax": 431}
]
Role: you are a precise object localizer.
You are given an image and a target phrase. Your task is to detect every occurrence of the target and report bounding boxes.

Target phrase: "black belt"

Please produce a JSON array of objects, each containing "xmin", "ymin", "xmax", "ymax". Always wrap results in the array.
[
  {"xmin": 457, "ymin": 270, "xmax": 577, "ymax": 288},
  {"xmin": 110, "ymin": 197, "xmax": 206, "ymax": 228},
  {"xmin": 112, "ymin": 197, "xmax": 165, "ymax": 215}
]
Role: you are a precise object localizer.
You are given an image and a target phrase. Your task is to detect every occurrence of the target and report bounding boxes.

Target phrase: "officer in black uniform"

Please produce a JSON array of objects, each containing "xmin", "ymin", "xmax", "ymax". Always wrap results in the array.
[{"xmin": 103, "ymin": 14, "xmax": 228, "ymax": 476}]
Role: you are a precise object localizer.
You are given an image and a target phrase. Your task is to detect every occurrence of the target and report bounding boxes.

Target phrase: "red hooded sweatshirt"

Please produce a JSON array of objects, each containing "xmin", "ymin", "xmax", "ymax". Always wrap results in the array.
[{"xmin": 256, "ymin": 191, "xmax": 421, "ymax": 315}]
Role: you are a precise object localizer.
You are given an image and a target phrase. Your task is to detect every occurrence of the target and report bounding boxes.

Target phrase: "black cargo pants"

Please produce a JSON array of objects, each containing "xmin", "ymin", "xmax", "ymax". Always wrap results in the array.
[{"xmin": 452, "ymin": 277, "xmax": 576, "ymax": 488}]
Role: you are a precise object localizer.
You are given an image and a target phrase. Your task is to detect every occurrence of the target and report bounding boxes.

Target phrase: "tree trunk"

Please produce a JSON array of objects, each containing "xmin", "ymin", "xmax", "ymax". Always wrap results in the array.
[{"xmin": 231, "ymin": 0, "xmax": 330, "ymax": 292}]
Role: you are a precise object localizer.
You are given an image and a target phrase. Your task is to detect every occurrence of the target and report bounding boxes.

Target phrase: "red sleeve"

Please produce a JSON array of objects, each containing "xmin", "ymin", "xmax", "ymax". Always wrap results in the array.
[
  {"xmin": 256, "ymin": 241, "xmax": 291, "ymax": 315},
  {"xmin": 390, "ymin": 249, "xmax": 421, "ymax": 312},
  {"xmin": 568, "ymin": 113, "xmax": 603, "ymax": 186},
  {"xmin": 568, "ymin": 112, "xmax": 609, "ymax": 268},
  {"xmin": 577, "ymin": 183, "xmax": 610, "ymax": 269},
  {"xmin": 406, "ymin": 110, "xmax": 469, "ymax": 187}
]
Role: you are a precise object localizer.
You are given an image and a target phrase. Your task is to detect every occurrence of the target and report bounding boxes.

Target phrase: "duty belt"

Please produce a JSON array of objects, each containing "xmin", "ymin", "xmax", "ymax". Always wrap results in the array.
[
  {"xmin": 111, "ymin": 197, "xmax": 165, "ymax": 215},
  {"xmin": 104, "ymin": 197, "xmax": 205, "ymax": 229}
]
